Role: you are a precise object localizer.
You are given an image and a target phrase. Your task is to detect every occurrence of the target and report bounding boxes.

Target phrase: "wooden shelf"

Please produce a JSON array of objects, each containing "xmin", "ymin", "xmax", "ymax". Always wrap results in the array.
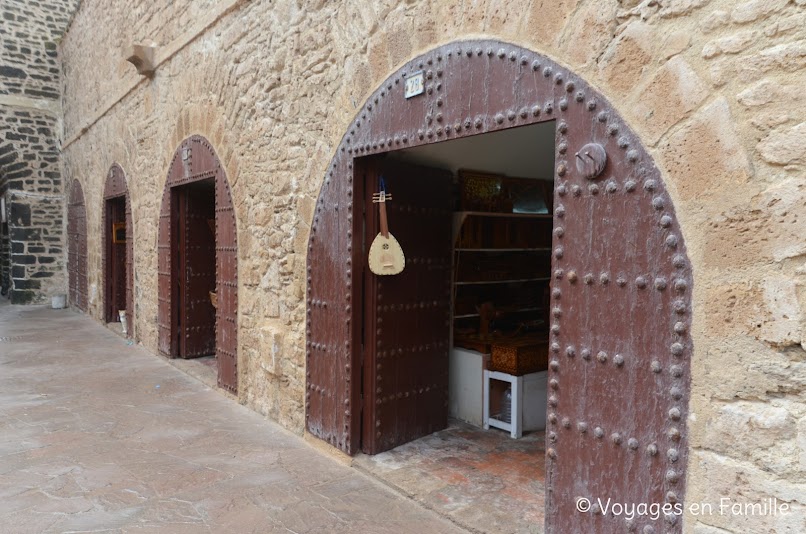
[
  {"xmin": 454, "ymin": 306, "xmax": 543, "ymax": 319},
  {"xmin": 455, "ymin": 248, "xmax": 551, "ymax": 252},
  {"xmin": 455, "ymin": 277, "xmax": 550, "ymax": 286},
  {"xmin": 452, "ymin": 187, "xmax": 552, "ymax": 351},
  {"xmin": 452, "ymin": 210, "xmax": 553, "ymax": 247},
  {"xmin": 456, "ymin": 211, "xmax": 552, "ymax": 219}
]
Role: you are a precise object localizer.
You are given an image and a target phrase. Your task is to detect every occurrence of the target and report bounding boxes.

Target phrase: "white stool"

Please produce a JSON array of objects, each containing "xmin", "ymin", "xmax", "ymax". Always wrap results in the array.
[{"xmin": 483, "ymin": 369, "xmax": 524, "ymax": 438}]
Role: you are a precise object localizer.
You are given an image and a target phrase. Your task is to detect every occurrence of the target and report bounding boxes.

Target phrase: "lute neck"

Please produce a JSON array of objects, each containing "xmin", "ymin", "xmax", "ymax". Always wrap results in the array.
[{"xmin": 379, "ymin": 201, "xmax": 389, "ymax": 237}]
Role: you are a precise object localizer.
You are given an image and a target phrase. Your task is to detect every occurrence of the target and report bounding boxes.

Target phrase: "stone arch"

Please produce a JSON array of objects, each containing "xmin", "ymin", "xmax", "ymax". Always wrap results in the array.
[
  {"xmin": 102, "ymin": 164, "xmax": 133, "ymax": 335},
  {"xmin": 163, "ymin": 104, "xmax": 241, "ymax": 190},
  {"xmin": 157, "ymin": 135, "xmax": 239, "ymax": 394},
  {"xmin": 306, "ymin": 39, "xmax": 693, "ymax": 534},
  {"xmin": 67, "ymin": 178, "xmax": 88, "ymax": 311}
]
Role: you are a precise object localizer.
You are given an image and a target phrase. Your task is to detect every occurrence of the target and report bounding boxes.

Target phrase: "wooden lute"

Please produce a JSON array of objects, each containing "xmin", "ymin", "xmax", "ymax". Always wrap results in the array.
[{"xmin": 368, "ymin": 178, "xmax": 405, "ymax": 276}]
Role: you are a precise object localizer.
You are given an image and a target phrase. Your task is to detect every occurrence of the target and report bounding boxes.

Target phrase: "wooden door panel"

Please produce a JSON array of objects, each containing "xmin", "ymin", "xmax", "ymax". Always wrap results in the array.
[
  {"xmin": 180, "ymin": 186, "xmax": 216, "ymax": 358},
  {"xmin": 545, "ymin": 100, "xmax": 693, "ymax": 533},
  {"xmin": 67, "ymin": 180, "xmax": 88, "ymax": 312},
  {"xmin": 215, "ymin": 174, "xmax": 238, "ymax": 393},
  {"xmin": 362, "ymin": 159, "xmax": 453, "ymax": 454},
  {"xmin": 125, "ymin": 192, "xmax": 133, "ymax": 336},
  {"xmin": 157, "ymin": 185, "xmax": 173, "ymax": 356}
]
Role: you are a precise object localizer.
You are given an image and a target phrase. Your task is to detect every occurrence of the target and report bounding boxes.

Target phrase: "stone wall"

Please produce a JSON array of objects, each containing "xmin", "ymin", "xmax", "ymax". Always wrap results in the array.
[
  {"xmin": 59, "ymin": 0, "xmax": 805, "ymax": 532},
  {"xmin": 0, "ymin": 108, "xmax": 64, "ymax": 302},
  {"xmin": 0, "ymin": 0, "xmax": 80, "ymax": 303},
  {"xmin": 0, "ymin": 0, "xmax": 74, "ymax": 99}
]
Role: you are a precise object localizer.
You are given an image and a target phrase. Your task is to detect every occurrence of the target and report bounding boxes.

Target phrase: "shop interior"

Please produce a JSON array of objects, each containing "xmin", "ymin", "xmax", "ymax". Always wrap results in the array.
[
  {"xmin": 104, "ymin": 195, "xmax": 127, "ymax": 329},
  {"xmin": 354, "ymin": 121, "xmax": 556, "ymax": 534}
]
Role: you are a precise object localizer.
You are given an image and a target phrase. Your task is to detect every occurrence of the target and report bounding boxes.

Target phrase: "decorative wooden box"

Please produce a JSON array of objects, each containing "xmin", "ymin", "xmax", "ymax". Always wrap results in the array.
[
  {"xmin": 490, "ymin": 338, "xmax": 549, "ymax": 376},
  {"xmin": 459, "ymin": 171, "xmax": 510, "ymax": 212}
]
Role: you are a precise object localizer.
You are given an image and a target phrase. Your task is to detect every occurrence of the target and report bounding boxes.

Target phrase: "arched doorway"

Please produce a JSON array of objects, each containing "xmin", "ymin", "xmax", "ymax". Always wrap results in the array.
[
  {"xmin": 306, "ymin": 40, "xmax": 693, "ymax": 533},
  {"xmin": 67, "ymin": 179, "xmax": 88, "ymax": 311},
  {"xmin": 102, "ymin": 164, "xmax": 133, "ymax": 335},
  {"xmin": 157, "ymin": 135, "xmax": 238, "ymax": 394}
]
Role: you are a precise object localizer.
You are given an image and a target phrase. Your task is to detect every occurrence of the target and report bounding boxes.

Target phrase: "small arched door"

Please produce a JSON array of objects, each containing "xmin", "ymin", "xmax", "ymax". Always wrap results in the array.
[
  {"xmin": 306, "ymin": 40, "xmax": 693, "ymax": 534},
  {"xmin": 67, "ymin": 179, "xmax": 88, "ymax": 311},
  {"xmin": 102, "ymin": 164, "xmax": 133, "ymax": 335},
  {"xmin": 157, "ymin": 135, "xmax": 239, "ymax": 393}
]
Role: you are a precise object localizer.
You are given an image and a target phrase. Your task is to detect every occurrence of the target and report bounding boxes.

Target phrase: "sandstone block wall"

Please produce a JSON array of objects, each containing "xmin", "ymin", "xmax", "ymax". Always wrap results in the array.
[
  {"xmin": 0, "ymin": 0, "xmax": 79, "ymax": 303},
  {"xmin": 59, "ymin": 0, "xmax": 805, "ymax": 531}
]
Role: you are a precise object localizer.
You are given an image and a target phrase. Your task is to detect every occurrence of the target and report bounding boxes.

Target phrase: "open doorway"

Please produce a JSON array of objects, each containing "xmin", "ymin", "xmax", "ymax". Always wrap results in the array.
[
  {"xmin": 354, "ymin": 122, "xmax": 555, "ymax": 533},
  {"xmin": 308, "ymin": 40, "xmax": 694, "ymax": 534},
  {"xmin": 102, "ymin": 165, "xmax": 133, "ymax": 337},
  {"xmin": 171, "ymin": 178, "xmax": 216, "ymax": 360},
  {"xmin": 158, "ymin": 136, "xmax": 239, "ymax": 394},
  {"xmin": 104, "ymin": 195, "xmax": 127, "ymax": 326}
]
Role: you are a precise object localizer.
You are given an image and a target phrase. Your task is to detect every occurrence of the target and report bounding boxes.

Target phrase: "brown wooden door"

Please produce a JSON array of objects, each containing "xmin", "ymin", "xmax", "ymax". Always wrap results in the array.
[
  {"xmin": 545, "ymin": 107, "xmax": 693, "ymax": 532},
  {"xmin": 125, "ymin": 192, "xmax": 133, "ymax": 336},
  {"xmin": 158, "ymin": 182, "xmax": 173, "ymax": 356},
  {"xmin": 362, "ymin": 159, "xmax": 453, "ymax": 454},
  {"xmin": 67, "ymin": 180, "xmax": 88, "ymax": 312},
  {"xmin": 174, "ymin": 184, "xmax": 216, "ymax": 358},
  {"xmin": 215, "ymin": 175, "xmax": 238, "ymax": 393}
]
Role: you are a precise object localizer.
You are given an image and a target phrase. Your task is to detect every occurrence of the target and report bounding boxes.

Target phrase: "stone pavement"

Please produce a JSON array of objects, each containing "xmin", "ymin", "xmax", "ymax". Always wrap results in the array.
[{"xmin": 0, "ymin": 303, "xmax": 465, "ymax": 534}]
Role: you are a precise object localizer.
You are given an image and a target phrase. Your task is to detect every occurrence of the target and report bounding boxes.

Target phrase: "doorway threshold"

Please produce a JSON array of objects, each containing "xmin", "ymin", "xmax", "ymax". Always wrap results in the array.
[
  {"xmin": 168, "ymin": 355, "xmax": 218, "ymax": 390},
  {"xmin": 353, "ymin": 419, "xmax": 546, "ymax": 534},
  {"xmin": 104, "ymin": 321, "xmax": 127, "ymax": 340}
]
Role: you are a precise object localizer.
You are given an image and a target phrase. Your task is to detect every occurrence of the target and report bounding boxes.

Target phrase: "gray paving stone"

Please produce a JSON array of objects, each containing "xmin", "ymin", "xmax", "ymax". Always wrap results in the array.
[{"xmin": 0, "ymin": 303, "xmax": 465, "ymax": 534}]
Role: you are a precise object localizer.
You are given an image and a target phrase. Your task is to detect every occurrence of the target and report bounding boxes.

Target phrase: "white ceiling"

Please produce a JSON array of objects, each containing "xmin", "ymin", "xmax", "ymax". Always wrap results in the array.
[{"xmin": 387, "ymin": 121, "xmax": 556, "ymax": 180}]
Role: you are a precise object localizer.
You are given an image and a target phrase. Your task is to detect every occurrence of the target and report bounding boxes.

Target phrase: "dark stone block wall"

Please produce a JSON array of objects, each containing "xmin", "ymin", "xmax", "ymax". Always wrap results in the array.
[
  {"xmin": 0, "ymin": 0, "xmax": 74, "ymax": 99},
  {"xmin": 1, "ymin": 0, "xmax": 79, "ymax": 303}
]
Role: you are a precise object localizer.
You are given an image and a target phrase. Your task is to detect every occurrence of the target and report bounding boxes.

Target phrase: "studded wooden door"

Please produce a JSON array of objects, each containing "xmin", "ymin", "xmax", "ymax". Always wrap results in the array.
[
  {"xmin": 361, "ymin": 159, "xmax": 453, "ymax": 455},
  {"xmin": 544, "ymin": 93, "xmax": 692, "ymax": 534},
  {"xmin": 308, "ymin": 42, "xmax": 692, "ymax": 530},
  {"xmin": 157, "ymin": 170, "xmax": 175, "ymax": 356},
  {"xmin": 67, "ymin": 180, "xmax": 88, "ymax": 312},
  {"xmin": 176, "ymin": 184, "xmax": 216, "ymax": 358},
  {"xmin": 215, "ymin": 172, "xmax": 238, "ymax": 392},
  {"xmin": 103, "ymin": 164, "xmax": 132, "ymax": 335},
  {"xmin": 157, "ymin": 136, "xmax": 239, "ymax": 392},
  {"xmin": 125, "ymin": 187, "xmax": 133, "ymax": 336}
]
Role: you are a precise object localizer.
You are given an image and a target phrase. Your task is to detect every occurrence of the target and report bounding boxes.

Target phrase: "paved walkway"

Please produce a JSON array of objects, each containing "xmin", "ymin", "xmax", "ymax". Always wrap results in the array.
[{"xmin": 0, "ymin": 303, "xmax": 464, "ymax": 534}]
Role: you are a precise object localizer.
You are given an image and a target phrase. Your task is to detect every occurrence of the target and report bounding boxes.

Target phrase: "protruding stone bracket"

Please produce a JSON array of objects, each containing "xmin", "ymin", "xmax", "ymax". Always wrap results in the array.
[{"xmin": 125, "ymin": 44, "xmax": 157, "ymax": 76}]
